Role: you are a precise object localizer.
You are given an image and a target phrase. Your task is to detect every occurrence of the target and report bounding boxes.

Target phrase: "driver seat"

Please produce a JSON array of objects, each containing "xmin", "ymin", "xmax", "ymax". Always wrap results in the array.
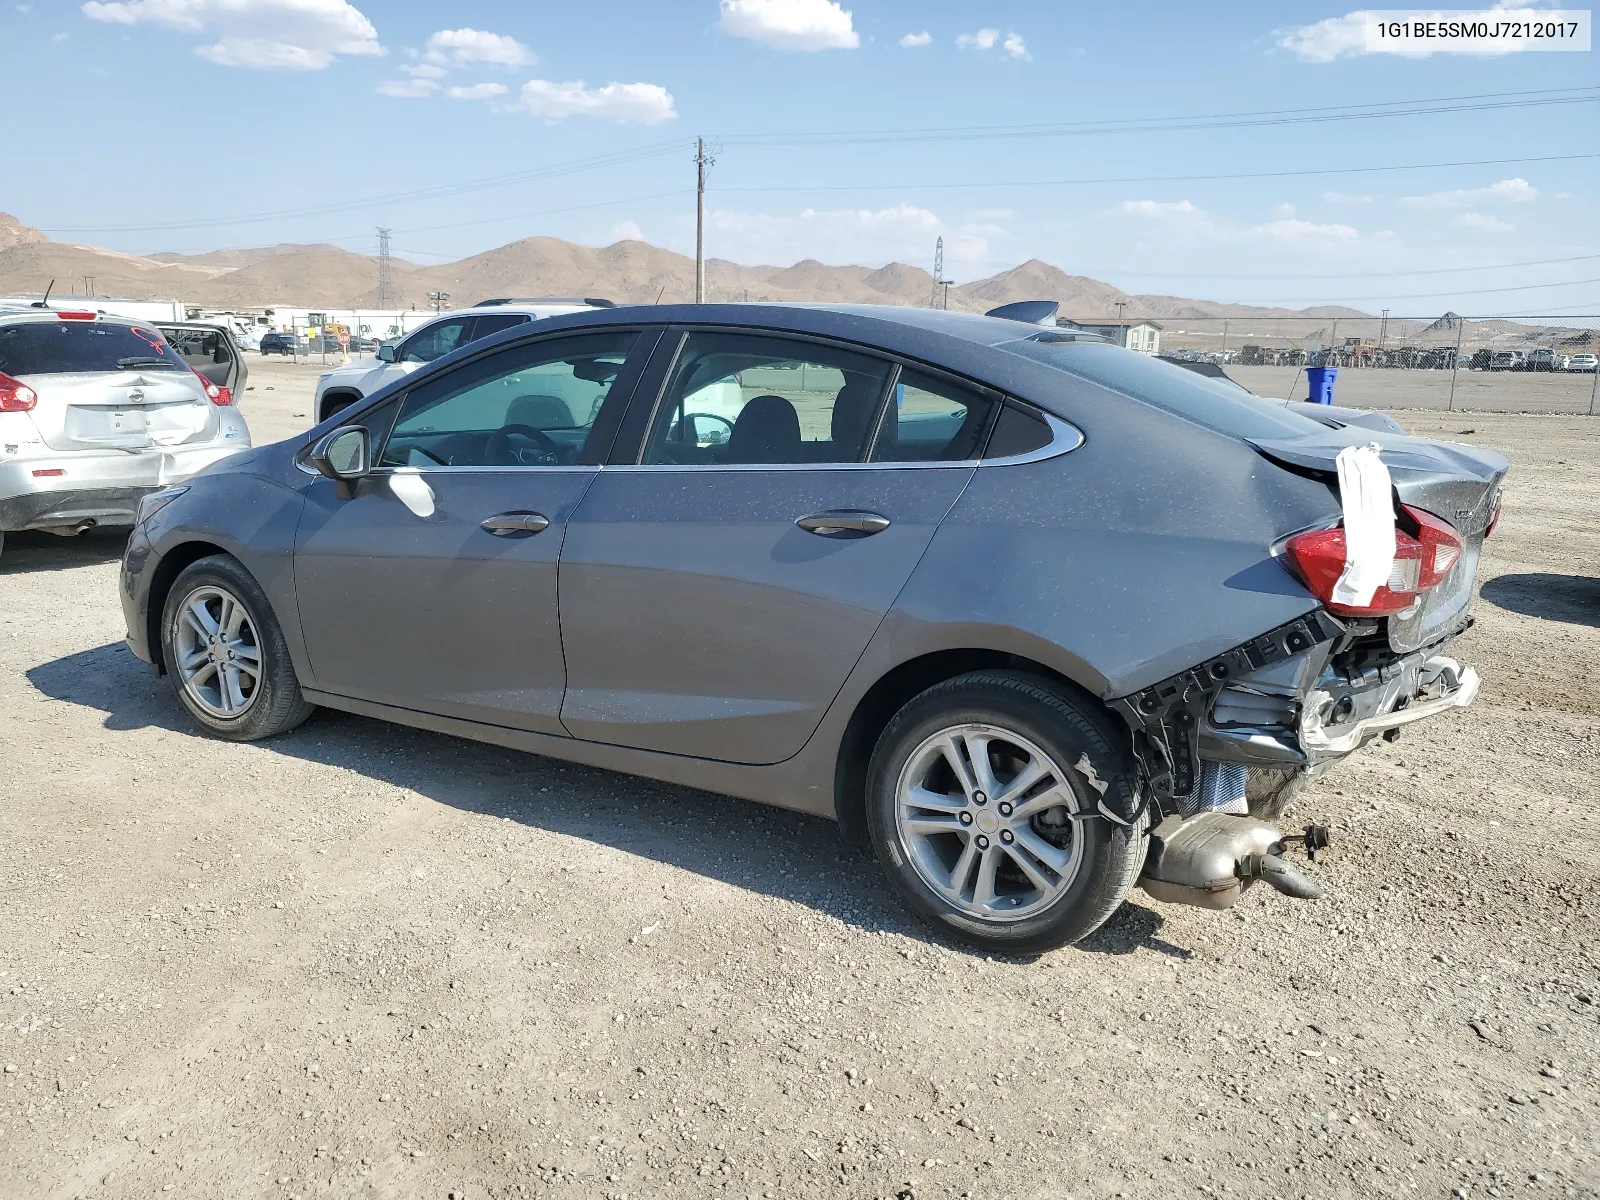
[{"xmin": 726, "ymin": 394, "xmax": 801, "ymax": 463}]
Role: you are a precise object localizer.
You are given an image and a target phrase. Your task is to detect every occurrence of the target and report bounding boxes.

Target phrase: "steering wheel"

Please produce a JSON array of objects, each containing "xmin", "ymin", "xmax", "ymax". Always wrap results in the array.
[
  {"xmin": 683, "ymin": 412, "xmax": 735, "ymax": 445},
  {"xmin": 484, "ymin": 423, "xmax": 561, "ymax": 466}
]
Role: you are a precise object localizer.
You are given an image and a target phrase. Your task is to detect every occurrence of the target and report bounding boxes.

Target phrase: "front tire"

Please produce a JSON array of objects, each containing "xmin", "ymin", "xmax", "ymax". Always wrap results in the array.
[
  {"xmin": 866, "ymin": 671, "xmax": 1148, "ymax": 954},
  {"xmin": 160, "ymin": 554, "xmax": 314, "ymax": 741}
]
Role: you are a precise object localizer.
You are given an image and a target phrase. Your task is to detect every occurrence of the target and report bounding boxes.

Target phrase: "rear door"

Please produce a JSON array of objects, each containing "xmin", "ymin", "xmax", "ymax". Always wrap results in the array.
[
  {"xmin": 0, "ymin": 318, "xmax": 216, "ymax": 452},
  {"xmin": 157, "ymin": 323, "xmax": 247, "ymax": 397},
  {"xmin": 557, "ymin": 329, "xmax": 999, "ymax": 764},
  {"xmin": 291, "ymin": 328, "xmax": 653, "ymax": 733}
]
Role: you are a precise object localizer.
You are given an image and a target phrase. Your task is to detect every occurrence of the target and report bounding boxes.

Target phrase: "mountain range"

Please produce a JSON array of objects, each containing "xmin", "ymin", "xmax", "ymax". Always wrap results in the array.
[{"xmin": 1, "ymin": 211, "xmax": 1386, "ymax": 335}]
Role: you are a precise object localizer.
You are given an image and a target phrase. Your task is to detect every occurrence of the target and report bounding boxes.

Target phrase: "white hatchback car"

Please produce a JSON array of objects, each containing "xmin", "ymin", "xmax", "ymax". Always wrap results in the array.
[
  {"xmin": 312, "ymin": 298, "xmax": 615, "ymax": 423},
  {"xmin": 0, "ymin": 307, "xmax": 250, "ymax": 558}
]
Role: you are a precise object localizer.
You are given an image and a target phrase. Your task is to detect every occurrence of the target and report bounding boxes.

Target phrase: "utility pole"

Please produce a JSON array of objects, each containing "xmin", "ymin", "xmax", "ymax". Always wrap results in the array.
[
  {"xmin": 695, "ymin": 138, "xmax": 714, "ymax": 303},
  {"xmin": 1446, "ymin": 317, "xmax": 1466, "ymax": 412},
  {"xmin": 376, "ymin": 227, "xmax": 395, "ymax": 309},
  {"xmin": 1379, "ymin": 308, "xmax": 1389, "ymax": 349},
  {"xmin": 426, "ymin": 290, "xmax": 449, "ymax": 314},
  {"xmin": 1221, "ymin": 318, "xmax": 1229, "ymax": 359},
  {"xmin": 931, "ymin": 237, "xmax": 953, "ymax": 309}
]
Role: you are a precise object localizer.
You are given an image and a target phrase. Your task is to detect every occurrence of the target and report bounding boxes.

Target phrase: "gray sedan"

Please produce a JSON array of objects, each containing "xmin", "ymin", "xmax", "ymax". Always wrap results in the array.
[{"xmin": 118, "ymin": 304, "xmax": 1505, "ymax": 953}]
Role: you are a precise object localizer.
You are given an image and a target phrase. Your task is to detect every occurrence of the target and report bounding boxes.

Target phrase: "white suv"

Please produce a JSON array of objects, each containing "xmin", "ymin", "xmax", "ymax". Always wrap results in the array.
[{"xmin": 312, "ymin": 298, "xmax": 614, "ymax": 423}]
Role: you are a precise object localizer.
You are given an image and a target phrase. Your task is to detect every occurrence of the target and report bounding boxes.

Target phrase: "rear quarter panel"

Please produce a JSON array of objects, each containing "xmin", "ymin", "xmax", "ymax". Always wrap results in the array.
[{"xmin": 878, "ymin": 375, "xmax": 1345, "ymax": 699}]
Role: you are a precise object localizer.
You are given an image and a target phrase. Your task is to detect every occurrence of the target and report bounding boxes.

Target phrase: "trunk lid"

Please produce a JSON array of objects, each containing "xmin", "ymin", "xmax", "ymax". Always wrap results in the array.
[
  {"xmin": 20, "ymin": 369, "xmax": 219, "ymax": 453},
  {"xmin": 1250, "ymin": 427, "xmax": 1508, "ymax": 653}
]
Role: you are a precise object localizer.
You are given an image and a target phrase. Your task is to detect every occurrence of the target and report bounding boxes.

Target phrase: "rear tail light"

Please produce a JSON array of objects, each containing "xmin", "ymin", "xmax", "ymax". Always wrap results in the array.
[
  {"xmin": 1485, "ymin": 491, "xmax": 1502, "ymax": 538},
  {"xmin": 190, "ymin": 366, "xmax": 233, "ymax": 406},
  {"xmin": 1284, "ymin": 505, "xmax": 1464, "ymax": 618},
  {"xmin": 56, "ymin": 311, "xmax": 97, "ymax": 321},
  {"xmin": 0, "ymin": 371, "xmax": 37, "ymax": 412}
]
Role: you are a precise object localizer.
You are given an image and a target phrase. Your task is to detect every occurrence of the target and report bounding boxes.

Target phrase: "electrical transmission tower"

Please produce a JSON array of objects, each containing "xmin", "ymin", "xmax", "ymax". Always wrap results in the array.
[
  {"xmin": 376, "ymin": 227, "xmax": 395, "ymax": 308},
  {"xmin": 931, "ymin": 237, "xmax": 953, "ymax": 309}
]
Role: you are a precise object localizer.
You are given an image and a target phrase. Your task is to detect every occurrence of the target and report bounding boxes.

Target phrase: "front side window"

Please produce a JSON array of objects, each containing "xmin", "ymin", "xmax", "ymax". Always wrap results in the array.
[
  {"xmin": 378, "ymin": 331, "xmax": 638, "ymax": 469},
  {"xmin": 399, "ymin": 318, "xmax": 470, "ymax": 364},
  {"xmin": 869, "ymin": 370, "xmax": 995, "ymax": 463},
  {"xmin": 642, "ymin": 331, "xmax": 894, "ymax": 466}
]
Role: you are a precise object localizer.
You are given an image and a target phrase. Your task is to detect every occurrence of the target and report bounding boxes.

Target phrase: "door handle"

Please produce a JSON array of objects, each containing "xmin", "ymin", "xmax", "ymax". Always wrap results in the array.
[
  {"xmin": 481, "ymin": 511, "xmax": 551, "ymax": 536},
  {"xmin": 795, "ymin": 510, "xmax": 891, "ymax": 537}
]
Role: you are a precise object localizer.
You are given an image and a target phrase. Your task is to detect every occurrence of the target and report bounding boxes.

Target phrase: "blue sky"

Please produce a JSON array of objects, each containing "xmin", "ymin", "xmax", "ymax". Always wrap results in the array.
[{"xmin": 1, "ymin": 0, "xmax": 1595, "ymax": 315}]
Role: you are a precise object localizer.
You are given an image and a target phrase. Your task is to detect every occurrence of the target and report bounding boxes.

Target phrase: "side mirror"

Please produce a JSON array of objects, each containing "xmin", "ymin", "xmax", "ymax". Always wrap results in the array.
[
  {"xmin": 376, "ymin": 343, "xmax": 397, "ymax": 363},
  {"xmin": 309, "ymin": 426, "xmax": 370, "ymax": 498}
]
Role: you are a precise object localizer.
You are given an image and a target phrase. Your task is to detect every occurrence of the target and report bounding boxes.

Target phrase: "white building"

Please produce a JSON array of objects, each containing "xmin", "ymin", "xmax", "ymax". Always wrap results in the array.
[{"xmin": 1069, "ymin": 321, "xmax": 1162, "ymax": 355}]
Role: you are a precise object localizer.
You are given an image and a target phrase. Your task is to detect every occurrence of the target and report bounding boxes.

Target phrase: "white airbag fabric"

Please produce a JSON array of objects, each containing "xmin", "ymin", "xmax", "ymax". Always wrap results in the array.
[{"xmin": 1332, "ymin": 443, "xmax": 1395, "ymax": 608}]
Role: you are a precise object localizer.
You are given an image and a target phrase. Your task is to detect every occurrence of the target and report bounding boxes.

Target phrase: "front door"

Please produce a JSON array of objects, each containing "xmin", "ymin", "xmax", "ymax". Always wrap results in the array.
[
  {"xmin": 558, "ymin": 330, "xmax": 999, "ymax": 764},
  {"xmin": 292, "ymin": 329, "xmax": 647, "ymax": 734}
]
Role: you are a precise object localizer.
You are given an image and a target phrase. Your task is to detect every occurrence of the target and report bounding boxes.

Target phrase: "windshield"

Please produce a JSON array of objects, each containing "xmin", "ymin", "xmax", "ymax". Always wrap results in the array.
[
  {"xmin": 0, "ymin": 321, "xmax": 189, "ymax": 376},
  {"xmin": 1000, "ymin": 337, "xmax": 1324, "ymax": 440}
]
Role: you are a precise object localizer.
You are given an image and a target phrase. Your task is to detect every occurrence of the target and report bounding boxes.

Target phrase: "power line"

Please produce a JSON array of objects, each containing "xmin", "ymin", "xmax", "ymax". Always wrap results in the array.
[
  {"xmin": 1201, "ymin": 277, "xmax": 1600, "ymax": 305},
  {"xmin": 37, "ymin": 140, "xmax": 692, "ymax": 235},
  {"xmin": 713, "ymin": 151, "xmax": 1600, "ymax": 195},
  {"xmin": 718, "ymin": 86, "xmax": 1600, "ymax": 146}
]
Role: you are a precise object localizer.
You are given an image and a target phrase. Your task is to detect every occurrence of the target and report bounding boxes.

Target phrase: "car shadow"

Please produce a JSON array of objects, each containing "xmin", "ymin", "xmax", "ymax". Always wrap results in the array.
[
  {"xmin": 26, "ymin": 640, "xmax": 1192, "ymax": 961},
  {"xmin": 0, "ymin": 528, "xmax": 129, "ymax": 573},
  {"xmin": 1479, "ymin": 572, "xmax": 1600, "ymax": 629}
]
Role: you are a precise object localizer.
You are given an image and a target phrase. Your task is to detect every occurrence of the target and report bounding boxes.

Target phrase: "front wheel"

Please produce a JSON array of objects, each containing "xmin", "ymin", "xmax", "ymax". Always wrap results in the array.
[
  {"xmin": 866, "ymin": 671, "xmax": 1148, "ymax": 954},
  {"xmin": 160, "ymin": 554, "xmax": 315, "ymax": 741}
]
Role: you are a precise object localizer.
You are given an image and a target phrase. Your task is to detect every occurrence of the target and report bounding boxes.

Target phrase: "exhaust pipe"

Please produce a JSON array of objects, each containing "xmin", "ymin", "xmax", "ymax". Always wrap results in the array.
[{"xmin": 1138, "ymin": 811, "xmax": 1329, "ymax": 910}]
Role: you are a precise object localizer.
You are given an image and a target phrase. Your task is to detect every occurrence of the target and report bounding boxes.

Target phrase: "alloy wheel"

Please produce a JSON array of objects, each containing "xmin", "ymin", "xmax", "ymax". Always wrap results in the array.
[
  {"xmin": 893, "ymin": 723, "xmax": 1085, "ymax": 922},
  {"xmin": 173, "ymin": 584, "xmax": 262, "ymax": 719}
]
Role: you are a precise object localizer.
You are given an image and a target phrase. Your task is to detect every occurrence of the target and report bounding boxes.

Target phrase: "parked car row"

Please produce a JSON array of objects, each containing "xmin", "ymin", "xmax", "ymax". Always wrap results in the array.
[{"xmin": 117, "ymin": 300, "xmax": 1504, "ymax": 953}]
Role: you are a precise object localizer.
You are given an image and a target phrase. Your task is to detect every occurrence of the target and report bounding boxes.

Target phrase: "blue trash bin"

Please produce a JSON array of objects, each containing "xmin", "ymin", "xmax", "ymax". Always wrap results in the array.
[{"xmin": 1305, "ymin": 365, "xmax": 1338, "ymax": 405}]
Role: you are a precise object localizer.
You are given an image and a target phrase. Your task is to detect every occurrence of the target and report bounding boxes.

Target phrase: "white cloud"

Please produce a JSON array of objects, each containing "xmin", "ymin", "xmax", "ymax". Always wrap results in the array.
[
  {"xmin": 81, "ymin": 0, "xmax": 381, "ymax": 70},
  {"xmin": 956, "ymin": 28, "xmax": 999, "ymax": 50},
  {"xmin": 1275, "ymin": 11, "xmax": 1370, "ymax": 62},
  {"xmin": 52, "ymin": 30, "xmax": 68, "ymax": 41},
  {"xmin": 1451, "ymin": 212, "xmax": 1516, "ymax": 233},
  {"xmin": 377, "ymin": 76, "xmax": 437, "ymax": 98},
  {"xmin": 1002, "ymin": 32, "xmax": 1029, "ymax": 59},
  {"xmin": 718, "ymin": 0, "xmax": 858, "ymax": 51},
  {"xmin": 610, "ymin": 220, "xmax": 644, "ymax": 242},
  {"xmin": 447, "ymin": 81, "xmax": 507, "ymax": 100},
  {"xmin": 1272, "ymin": 202, "xmax": 1296, "ymax": 218},
  {"xmin": 1321, "ymin": 190, "xmax": 1374, "ymax": 204},
  {"xmin": 424, "ymin": 27, "xmax": 533, "ymax": 68},
  {"xmin": 899, "ymin": 30, "xmax": 930, "ymax": 47},
  {"xmin": 1401, "ymin": 177, "xmax": 1539, "ymax": 207},
  {"xmin": 518, "ymin": 79, "xmax": 677, "ymax": 124},
  {"xmin": 1120, "ymin": 199, "xmax": 1202, "ymax": 218},
  {"xmin": 1250, "ymin": 218, "xmax": 1359, "ymax": 240},
  {"xmin": 403, "ymin": 62, "xmax": 445, "ymax": 79},
  {"xmin": 970, "ymin": 207, "xmax": 1014, "ymax": 221}
]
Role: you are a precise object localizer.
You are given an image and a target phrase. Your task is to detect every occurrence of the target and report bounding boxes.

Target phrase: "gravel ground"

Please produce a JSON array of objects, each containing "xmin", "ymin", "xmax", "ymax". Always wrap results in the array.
[{"xmin": 1, "ymin": 367, "xmax": 1596, "ymax": 1200}]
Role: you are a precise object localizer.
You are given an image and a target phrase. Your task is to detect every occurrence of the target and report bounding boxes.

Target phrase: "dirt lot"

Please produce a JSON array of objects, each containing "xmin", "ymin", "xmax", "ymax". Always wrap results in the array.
[{"xmin": 1, "ymin": 361, "xmax": 1597, "ymax": 1200}]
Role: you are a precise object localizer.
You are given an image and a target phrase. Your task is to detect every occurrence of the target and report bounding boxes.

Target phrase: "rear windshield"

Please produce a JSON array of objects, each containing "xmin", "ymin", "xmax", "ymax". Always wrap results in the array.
[
  {"xmin": 0, "ymin": 321, "xmax": 189, "ymax": 376},
  {"xmin": 999, "ymin": 337, "xmax": 1323, "ymax": 440}
]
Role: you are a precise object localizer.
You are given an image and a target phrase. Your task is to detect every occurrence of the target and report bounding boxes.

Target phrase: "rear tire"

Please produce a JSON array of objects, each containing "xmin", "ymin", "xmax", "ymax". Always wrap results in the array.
[
  {"xmin": 865, "ymin": 671, "xmax": 1148, "ymax": 955},
  {"xmin": 160, "ymin": 554, "xmax": 314, "ymax": 741}
]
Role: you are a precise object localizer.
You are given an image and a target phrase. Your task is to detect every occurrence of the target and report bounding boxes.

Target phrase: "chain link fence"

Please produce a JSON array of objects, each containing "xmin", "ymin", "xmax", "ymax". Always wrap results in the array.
[{"xmin": 1064, "ymin": 314, "xmax": 1600, "ymax": 414}]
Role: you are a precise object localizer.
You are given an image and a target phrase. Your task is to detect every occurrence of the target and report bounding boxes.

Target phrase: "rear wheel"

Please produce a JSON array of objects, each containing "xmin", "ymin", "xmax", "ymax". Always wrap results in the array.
[
  {"xmin": 160, "ymin": 554, "xmax": 314, "ymax": 741},
  {"xmin": 866, "ymin": 671, "xmax": 1148, "ymax": 954}
]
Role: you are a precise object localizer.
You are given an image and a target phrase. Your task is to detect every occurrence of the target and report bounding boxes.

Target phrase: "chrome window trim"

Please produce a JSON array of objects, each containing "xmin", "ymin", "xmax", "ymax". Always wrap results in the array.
[{"xmin": 977, "ymin": 411, "xmax": 1085, "ymax": 466}]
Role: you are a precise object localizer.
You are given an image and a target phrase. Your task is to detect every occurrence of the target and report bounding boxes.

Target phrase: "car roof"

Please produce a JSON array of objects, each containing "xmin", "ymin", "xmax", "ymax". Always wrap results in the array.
[{"xmin": 0, "ymin": 308, "xmax": 152, "ymax": 328}]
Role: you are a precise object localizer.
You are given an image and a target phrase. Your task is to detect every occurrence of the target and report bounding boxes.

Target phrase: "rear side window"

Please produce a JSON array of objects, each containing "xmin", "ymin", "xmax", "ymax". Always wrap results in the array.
[
  {"xmin": 0, "ymin": 321, "xmax": 189, "ymax": 376},
  {"xmin": 1000, "ymin": 338, "xmax": 1324, "ymax": 440},
  {"xmin": 469, "ymin": 314, "xmax": 531, "ymax": 340},
  {"xmin": 868, "ymin": 370, "xmax": 995, "ymax": 463},
  {"xmin": 983, "ymin": 403, "xmax": 1053, "ymax": 459},
  {"xmin": 161, "ymin": 327, "xmax": 232, "ymax": 367}
]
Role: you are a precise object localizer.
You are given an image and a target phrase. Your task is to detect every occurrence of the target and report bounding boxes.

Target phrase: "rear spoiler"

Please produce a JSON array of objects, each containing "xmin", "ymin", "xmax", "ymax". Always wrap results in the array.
[{"xmin": 985, "ymin": 300, "xmax": 1060, "ymax": 325}]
